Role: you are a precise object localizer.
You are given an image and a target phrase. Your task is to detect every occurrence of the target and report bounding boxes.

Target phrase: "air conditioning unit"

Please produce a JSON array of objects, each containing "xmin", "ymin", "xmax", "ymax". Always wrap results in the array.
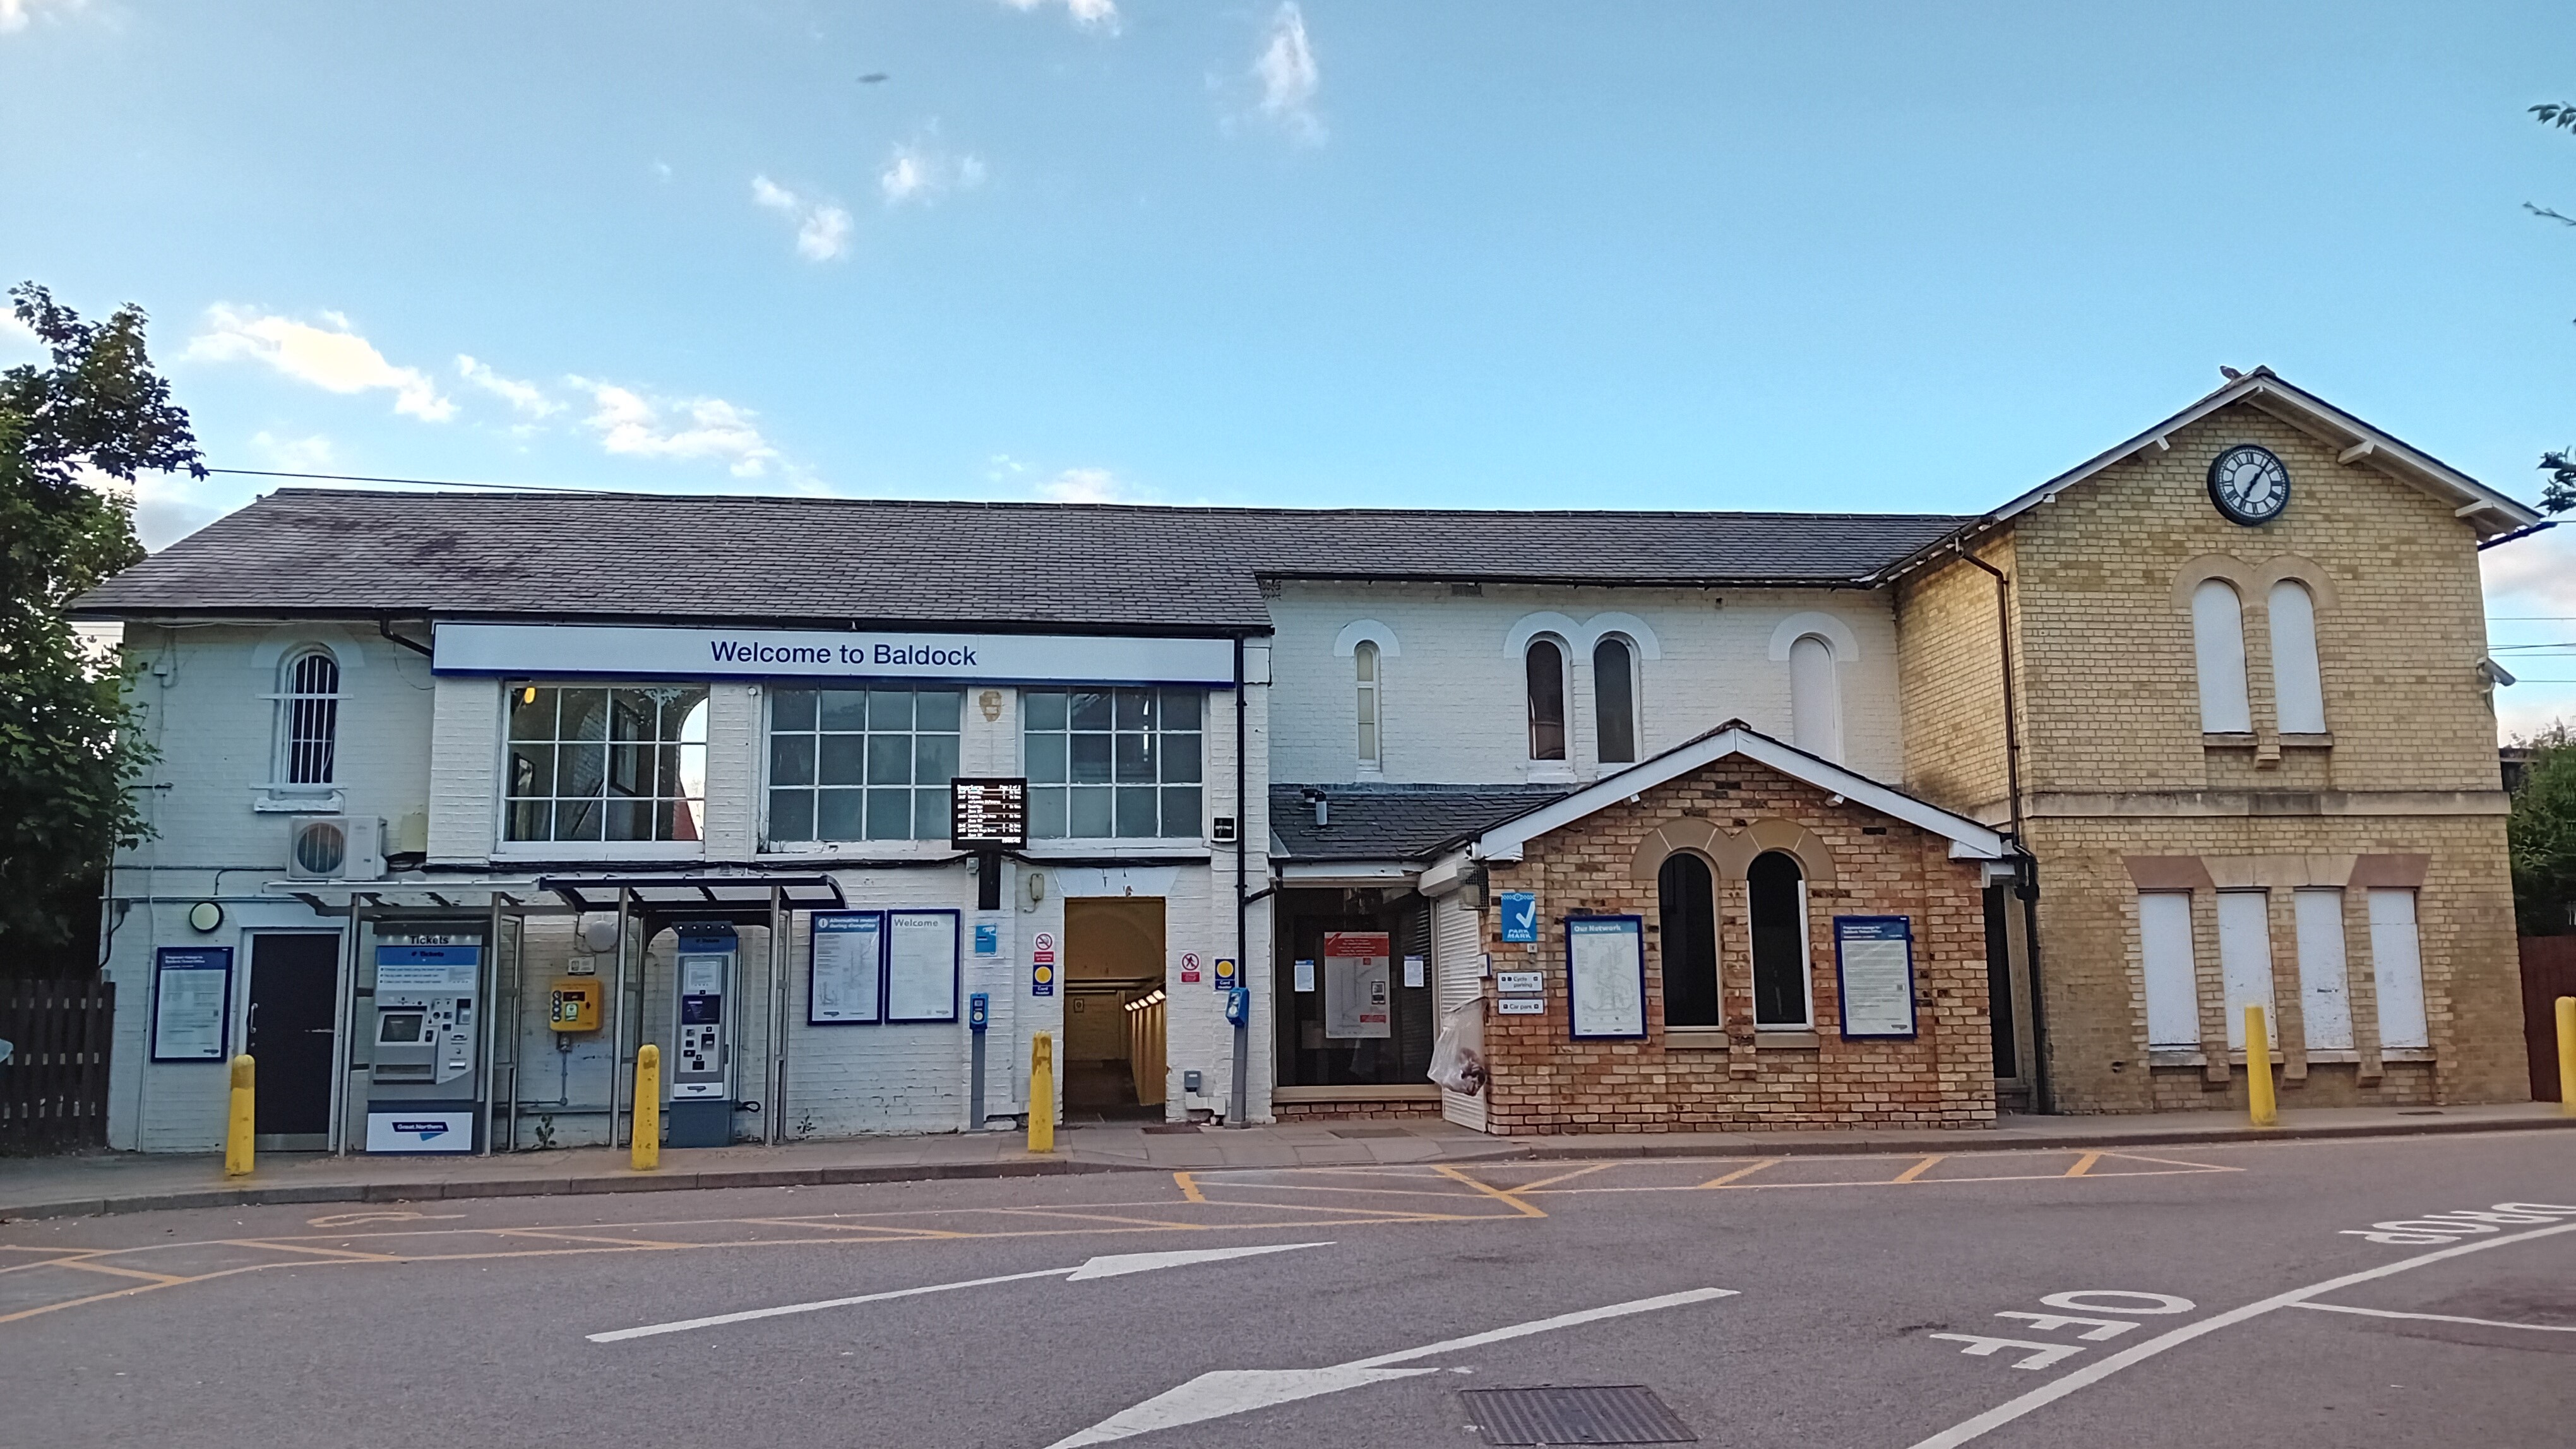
[{"xmin": 287, "ymin": 815, "xmax": 386, "ymax": 881}]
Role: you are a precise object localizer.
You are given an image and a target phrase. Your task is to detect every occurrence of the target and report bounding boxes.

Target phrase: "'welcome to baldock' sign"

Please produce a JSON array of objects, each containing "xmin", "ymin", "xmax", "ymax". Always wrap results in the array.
[{"xmin": 432, "ymin": 623, "xmax": 1236, "ymax": 686}]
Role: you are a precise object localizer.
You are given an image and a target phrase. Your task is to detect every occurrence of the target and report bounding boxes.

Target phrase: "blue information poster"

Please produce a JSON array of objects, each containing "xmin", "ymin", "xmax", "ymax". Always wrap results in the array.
[
  {"xmin": 1834, "ymin": 915, "xmax": 1917, "ymax": 1039},
  {"xmin": 151, "ymin": 946, "xmax": 234, "ymax": 1062},
  {"xmin": 1498, "ymin": 891, "xmax": 1539, "ymax": 943}
]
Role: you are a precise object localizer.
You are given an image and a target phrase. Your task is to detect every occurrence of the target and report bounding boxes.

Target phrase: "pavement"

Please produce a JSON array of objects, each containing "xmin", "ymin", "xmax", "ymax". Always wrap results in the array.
[
  {"xmin": 4, "ymin": 1099, "xmax": 2568, "ymax": 1220},
  {"xmin": 5, "ymin": 1126, "xmax": 2572, "ymax": 1447}
]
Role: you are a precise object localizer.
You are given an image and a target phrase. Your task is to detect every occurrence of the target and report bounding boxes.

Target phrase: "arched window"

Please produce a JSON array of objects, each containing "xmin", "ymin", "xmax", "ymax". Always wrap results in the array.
[
  {"xmin": 1788, "ymin": 633, "xmax": 1840, "ymax": 760},
  {"xmin": 1748, "ymin": 850, "xmax": 1810, "ymax": 1029},
  {"xmin": 1525, "ymin": 638, "xmax": 1567, "ymax": 761},
  {"xmin": 1355, "ymin": 640, "xmax": 1382, "ymax": 769},
  {"xmin": 2268, "ymin": 580, "xmax": 2325, "ymax": 734},
  {"xmin": 1657, "ymin": 853, "xmax": 1720, "ymax": 1028},
  {"xmin": 279, "ymin": 648, "xmax": 340, "ymax": 785},
  {"xmin": 2191, "ymin": 580, "xmax": 2251, "ymax": 733},
  {"xmin": 1594, "ymin": 636, "xmax": 1637, "ymax": 765}
]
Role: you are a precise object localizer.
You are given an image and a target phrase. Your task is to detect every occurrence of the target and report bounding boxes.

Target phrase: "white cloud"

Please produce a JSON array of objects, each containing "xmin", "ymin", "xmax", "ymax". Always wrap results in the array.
[
  {"xmin": 186, "ymin": 305, "xmax": 455, "ymax": 421},
  {"xmin": 1253, "ymin": 3, "xmax": 1324, "ymax": 145},
  {"xmin": 249, "ymin": 431, "xmax": 336, "ymax": 472},
  {"xmin": 570, "ymin": 378, "xmax": 781, "ymax": 477},
  {"xmin": 751, "ymin": 175, "xmax": 853, "ymax": 261},
  {"xmin": 999, "ymin": 0, "xmax": 1116, "ymax": 33},
  {"xmin": 880, "ymin": 136, "xmax": 987, "ymax": 206},
  {"xmin": 0, "ymin": 0, "xmax": 85, "ymax": 36},
  {"xmin": 456, "ymin": 354, "xmax": 560, "ymax": 417},
  {"xmin": 1037, "ymin": 467, "xmax": 1152, "ymax": 504}
]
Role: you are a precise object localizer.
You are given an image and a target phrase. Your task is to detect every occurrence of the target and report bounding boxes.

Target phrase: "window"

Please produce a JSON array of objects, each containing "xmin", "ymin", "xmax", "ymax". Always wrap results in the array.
[
  {"xmin": 2269, "ymin": 580, "xmax": 2326, "ymax": 734},
  {"xmin": 1748, "ymin": 850, "xmax": 1811, "ymax": 1028},
  {"xmin": 1355, "ymin": 641, "xmax": 1381, "ymax": 770},
  {"xmin": 506, "ymin": 684, "xmax": 708, "ymax": 843},
  {"xmin": 1025, "ymin": 688, "xmax": 1202, "ymax": 839},
  {"xmin": 2215, "ymin": 890, "xmax": 2275, "ymax": 1049},
  {"xmin": 2192, "ymin": 580, "xmax": 2251, "ymax": 733},
  {"xmin": 1657, "ymin": 853, "xmax": 1720, "ymax": 1028},
  {"xmin": 1789, "ymin": 634, "xmax": 1840, "ymax": 761},
  {"xmin": 2293, "ymin": 888, "xmax": 2352, "ymax": 1049},
  {"xmin": 278, "ymin": 648, "xmax": 340, "ymax": 785},
  {"xmin": 2367, "ymin": 890, "xmax": 2429, "ymax": 1049},
  {"xmin": 766, "ymin": 687, "xmax": 962, "ymax": 844},
  {"xmin": 1594, "ymin": 637, "xmax": 1637, "ymax": 765},
  {"xmin": 2138, "ymin": 892, "xmax": 2200, "ymax": 1047},
  {"xmin": 1525, "ymin": 639, "xmax": 1568, "ymax": 761}
]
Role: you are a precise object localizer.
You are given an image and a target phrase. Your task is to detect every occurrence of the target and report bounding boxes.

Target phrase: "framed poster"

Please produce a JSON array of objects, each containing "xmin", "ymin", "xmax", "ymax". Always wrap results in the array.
[
  {"xmin": 886, "ymin": 910, "xmax": 962, "ymax": 1023},
  {"xmin": 1321, "ymin": 931, "xmax": 1392, "ymax": 1040},
  {"xmin": 809, "ymin": 912, "xmax": 885, "ymax": 1025},
  {"xmin": 151, "ymin": 946, "xmax": 234, "ymax": 1062},
  {"xmin": 1834, "ymin": 915, "xmax": 1917, "ymax": 1040},
  {"xmin": 1565, "ymin": 915, "xmax": 1647, "ymax": 1040}
]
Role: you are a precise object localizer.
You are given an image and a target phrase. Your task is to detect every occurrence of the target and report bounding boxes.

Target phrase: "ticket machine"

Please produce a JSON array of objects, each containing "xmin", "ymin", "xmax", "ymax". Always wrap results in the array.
[
  {"xmin": 367, "ymin": 934, "xmax": 483, "ymax": 1154},
  {"xmin": 667, "ymin": 922, "xmax": 736, "ymax": 1148}
]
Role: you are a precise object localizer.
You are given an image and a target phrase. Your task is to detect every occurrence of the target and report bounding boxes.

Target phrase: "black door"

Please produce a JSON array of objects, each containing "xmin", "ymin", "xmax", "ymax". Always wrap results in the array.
[{"xmin": 248, "ymin": 934, "xmax": 339, "ymax": 1138}]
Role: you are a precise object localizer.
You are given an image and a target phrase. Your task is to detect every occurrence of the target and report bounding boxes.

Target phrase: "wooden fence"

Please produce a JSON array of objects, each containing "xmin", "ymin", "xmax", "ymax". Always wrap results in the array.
[
  {"xmin": 2519, "ymin": 936, "xmax": 2576, "ymax": 1103},
  {"xmin": 1, "ymin": 979, "xmax": 115, "ymax": 1152}
]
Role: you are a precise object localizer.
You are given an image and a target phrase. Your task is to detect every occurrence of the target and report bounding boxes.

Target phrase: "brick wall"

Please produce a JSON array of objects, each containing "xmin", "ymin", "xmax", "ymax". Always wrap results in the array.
[{"xmin": 1473, "ymin": 753, "xmax": 1996, "ymax": 1134}]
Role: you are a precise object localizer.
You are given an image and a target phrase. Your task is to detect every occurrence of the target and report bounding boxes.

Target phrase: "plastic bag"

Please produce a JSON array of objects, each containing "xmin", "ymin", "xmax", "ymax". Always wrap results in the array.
[{"xmin": 1426, "ymin": 996, "xmax": 1488, "ymax": 1097}]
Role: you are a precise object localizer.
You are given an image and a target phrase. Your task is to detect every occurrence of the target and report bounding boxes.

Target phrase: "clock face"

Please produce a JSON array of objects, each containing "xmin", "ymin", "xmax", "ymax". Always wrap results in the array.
[{"xmin": 2207, "ymin": 444, "xmax": 2290, "ymax": 525}]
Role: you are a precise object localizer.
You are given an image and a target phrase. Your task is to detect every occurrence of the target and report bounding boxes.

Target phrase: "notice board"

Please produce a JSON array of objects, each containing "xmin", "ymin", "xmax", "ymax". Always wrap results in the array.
[
  {"xmin": 1565, "ymin": 916, "xmax": 1647, "ymax": 1040},
  {"xmin": 1834, "ymin": 915, "xmax": 1917, "ymax": 1039},
  {"xmin": 809, "ymin": 912, "xmax": 884, "ymax": 1025},
  {"xmin": 886, "ymin": 910, "xmax": 961, "ymax": 1023},
  {"xmin": 151, "ymin": 946, "xmax": 233, "ymax": 1062},
  {"xmin": 1321, "ymin": 931, "xmax": 1391, "ymax": 1039}
]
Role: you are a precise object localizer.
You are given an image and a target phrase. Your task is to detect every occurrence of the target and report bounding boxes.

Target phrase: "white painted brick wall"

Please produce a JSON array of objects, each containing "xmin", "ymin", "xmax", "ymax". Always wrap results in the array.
[{"xmin": 1265, "ymin": 582, "xmax": 1903, "ymax": 785}]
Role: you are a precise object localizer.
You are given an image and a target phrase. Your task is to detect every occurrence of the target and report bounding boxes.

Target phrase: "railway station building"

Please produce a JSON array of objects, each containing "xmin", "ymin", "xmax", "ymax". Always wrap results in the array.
[{"xmin": 71, "ymin": 368, "xmax": 2543, "ymax": 1152}]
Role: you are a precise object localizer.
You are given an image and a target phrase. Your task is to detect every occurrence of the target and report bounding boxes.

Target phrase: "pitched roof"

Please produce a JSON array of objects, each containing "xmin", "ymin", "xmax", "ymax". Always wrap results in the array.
[
  {"xmin": 1268, "ymin": 783, "xmax": 1571, "ymax": 862},
  {"xmin": 1881, "ymin": 367, "xmax": 2547, "ymax": 578},
  {"xmin": 1462, "ymin": 720, "xmax": 2009, "ymax": 864},
  {"xmin": 73, "ymin": 488, "xmax": 1972, "ymax": 629}
]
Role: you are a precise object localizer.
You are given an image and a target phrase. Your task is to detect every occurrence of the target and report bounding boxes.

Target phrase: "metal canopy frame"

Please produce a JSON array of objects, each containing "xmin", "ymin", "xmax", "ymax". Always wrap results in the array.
[{"xmin": 273, "ymin": 870, "xmax": 847, "ymax": 1156}]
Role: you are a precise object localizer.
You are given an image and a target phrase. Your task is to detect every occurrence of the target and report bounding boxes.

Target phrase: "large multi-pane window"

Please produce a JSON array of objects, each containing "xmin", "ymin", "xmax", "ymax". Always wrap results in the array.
[
  {"xmin": 1025, "ymin": 688, "xmax": 1202, "ymax": 838},
  {"xmin": 766, "ymin": 687, "xmax": 963, "ymax": 844},
  {"xmin": 506, "ymin": 684, "xmax": 708, "ymax": 843}
]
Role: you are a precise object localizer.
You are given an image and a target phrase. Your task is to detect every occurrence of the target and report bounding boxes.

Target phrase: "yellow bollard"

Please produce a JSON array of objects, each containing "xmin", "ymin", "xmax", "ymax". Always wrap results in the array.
[
  {"xmin": 2245, "ymin": 1004, "xmax": 2277, "ymax": 1128},
  {"xmin": 2556, "ymin": 997, "xmax": 2575, "ymax": 1118},
  {"xmin": 631, "ymin": 1043, "xmax": 661, "ymax": 1171},
  {"xmin": 224, "ymin": 1054, "xmax": 256, "ymax": 1178},
  {"xmin": 1029, "ymin": 1031, "xmax": 1055, "ymax": 1154}
]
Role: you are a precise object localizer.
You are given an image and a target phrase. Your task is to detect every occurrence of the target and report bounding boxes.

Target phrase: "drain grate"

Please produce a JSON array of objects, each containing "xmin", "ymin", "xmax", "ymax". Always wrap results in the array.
[
  {"xmin": 1140, "ymin": 1123, "xmax": 1202, "ymax": 1135},
  {"xmin": 1460, "ymin": 1386, "xmax": 1696, "ymax": 1445},
  {"xmin": 1327, "ymin": 1126, "xmax": 1415, "ymax": 1138}
]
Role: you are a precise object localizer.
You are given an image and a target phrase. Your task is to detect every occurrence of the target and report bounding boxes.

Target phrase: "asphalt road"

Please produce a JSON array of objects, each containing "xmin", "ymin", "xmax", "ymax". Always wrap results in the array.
[{"xmin": 6, "ymin": 1130, "xmax": 2572, "ymax": 1448}]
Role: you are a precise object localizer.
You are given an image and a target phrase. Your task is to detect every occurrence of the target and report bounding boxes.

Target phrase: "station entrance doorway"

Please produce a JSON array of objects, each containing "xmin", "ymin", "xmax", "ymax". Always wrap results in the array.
[{"xmin": 1063, "ymin": 897, "xmax": 1167, "ymax": 1122}]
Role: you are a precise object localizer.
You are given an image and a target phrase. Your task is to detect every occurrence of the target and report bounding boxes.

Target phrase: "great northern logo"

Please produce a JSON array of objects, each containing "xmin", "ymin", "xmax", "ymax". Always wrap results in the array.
[{"xmin": 392, "ymin": 1121, "xmax": 451, "ymax": 1138}]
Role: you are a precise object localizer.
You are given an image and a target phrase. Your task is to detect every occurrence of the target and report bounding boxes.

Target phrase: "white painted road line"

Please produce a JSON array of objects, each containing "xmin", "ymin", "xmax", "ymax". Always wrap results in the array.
[
  {"xmin": 1046, "ymin": 1287, "xmax": 1738, "ymax": 1447},
  {"xmin": 2290, "ymin": 1301, "xmax": 2576, "ymax": 1334},
  {"xmin": 1904, "ymin": 1220, "xmax": 2576, "ymax": 1449},
  {"xmin": 588, "ymin": 1242, "xmax": 1331, "ymax": 1344}
]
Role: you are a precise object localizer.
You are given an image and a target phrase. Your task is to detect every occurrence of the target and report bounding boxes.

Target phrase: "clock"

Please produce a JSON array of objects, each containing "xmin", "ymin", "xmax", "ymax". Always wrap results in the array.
[{"xmin": 2208, "ymin": 444, "xmax": 2290, "ymax": 525}]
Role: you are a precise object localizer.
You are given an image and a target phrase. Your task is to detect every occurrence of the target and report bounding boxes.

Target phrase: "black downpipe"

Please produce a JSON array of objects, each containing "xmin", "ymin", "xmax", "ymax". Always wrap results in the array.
[
  {"xmin": 1231, "ymin": 635, "xmax": 1250, "ymax": 1126},
  {"xmin": 1955, "ymin": 545, "xmax": 2053, "ymax": 1115}
]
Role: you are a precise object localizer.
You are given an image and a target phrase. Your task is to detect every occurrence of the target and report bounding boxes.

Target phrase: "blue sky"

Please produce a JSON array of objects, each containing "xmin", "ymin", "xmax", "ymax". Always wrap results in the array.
[{"xmin": 8, "ymin": 1, "xmax": 2576, "ymax": 734}]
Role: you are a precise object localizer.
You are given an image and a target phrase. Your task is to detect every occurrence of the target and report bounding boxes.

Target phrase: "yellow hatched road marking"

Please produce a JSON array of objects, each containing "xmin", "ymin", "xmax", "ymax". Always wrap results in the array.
[
  {"xmin": 1892, "ymin": 1155, "xmax": 1946, "ymax": 1184},
  {"xmin": 1516, "ymin": 1163, "xmax": 1616, "ymax": 1193},
  {"xmin": 1431, "ymin": 1164, "xmax": 1546, "ymax": 1219},
  {"xmin": 1696, "ymin": 1159, "xmax": 1782, "ymax": 1189},
  {"xmin": 2065, "ymin": 1151, "xmax": 2102, "ymax": 1178},
  {"xmin": 1173, "ymin": 1171, "xmax": 1207, "ymax": 1204}
]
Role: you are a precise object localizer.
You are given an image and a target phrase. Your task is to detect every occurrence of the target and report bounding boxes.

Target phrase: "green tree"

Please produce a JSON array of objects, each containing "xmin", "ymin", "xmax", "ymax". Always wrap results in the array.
[
  {"xmin": 1, "ymin": 282, "xmax": 202, "ymax": 970},
  {"xmin": 2531, "ymin": 104, "xmax": 2576, "ymax": 510},
  {"xmin": 2508, "ymin": 723, "xmax": 2576, "ymax": 935}
]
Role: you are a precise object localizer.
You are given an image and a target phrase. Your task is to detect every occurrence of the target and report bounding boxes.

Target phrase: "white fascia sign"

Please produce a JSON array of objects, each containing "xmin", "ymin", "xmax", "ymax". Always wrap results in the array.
[{"xmin": 432, "ymin": 623, "xmax": 1238, "ymax": 687}]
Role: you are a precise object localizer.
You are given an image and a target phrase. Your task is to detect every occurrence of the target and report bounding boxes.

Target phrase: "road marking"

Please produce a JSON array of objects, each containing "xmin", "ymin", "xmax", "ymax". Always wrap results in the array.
[
  {"xmin": 1698, "ymin": 1158, "xmax": 1780, "ymax": 1188},
  {"xmin": 1993, "ymin": 1310, "xmax": 2140, "ymax": 1341},
  {"xmin": 1894, "ymin": 1155, "xmax": 1946, "ymax": 1184},
  {"xmin": 588, "ymin": 1242, "xmax": 1330, "ymax": 1343},
  {"xmin": 2063, "ymin": 1152, "xmax": 2100, "ymax": 1178},
  {"xmin": 51, "ymin": 1260, "xmax": 189, "ymax": 1285},
  {"xmin": 1926, "ymin": 1333, "xmax": 2086, "ymax": 1370},
  {"xmin": 1047, "ymin": 1287, "xmax": 1738, "ymax": 1447},
  {"xmin": 1904, "ymin": 1220, "xmax": 2576, "ymax": 1449},
  {"xmin": 1172, "ymin": 1172, "xmax": 1206, "ymax": 1204},
  {"xmin": 2290, "ymin": 1301, "xmax": 2576, "ymax": 1334},
  {"xmin": 1431, "ymin": 1164, "xmax": 1547, "ymax": 1218},
  {"xmin": 1516, "ymin": 1163, "xmax": 1616, "ymax": 1192},
  {"xmin": 306, "ymin": 1210, "xmax": 464, "ymax": 1228}
]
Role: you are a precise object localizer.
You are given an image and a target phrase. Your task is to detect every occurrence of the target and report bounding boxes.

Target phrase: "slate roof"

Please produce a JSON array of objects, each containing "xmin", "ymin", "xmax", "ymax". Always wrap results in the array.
[
  {"xmin": 73, "ymin": 488, "xmax": 1973, "ymax": 630},
  {"xmin": 1268, "ymin": 783, "xmax": 1570, "ymax": 862}
]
